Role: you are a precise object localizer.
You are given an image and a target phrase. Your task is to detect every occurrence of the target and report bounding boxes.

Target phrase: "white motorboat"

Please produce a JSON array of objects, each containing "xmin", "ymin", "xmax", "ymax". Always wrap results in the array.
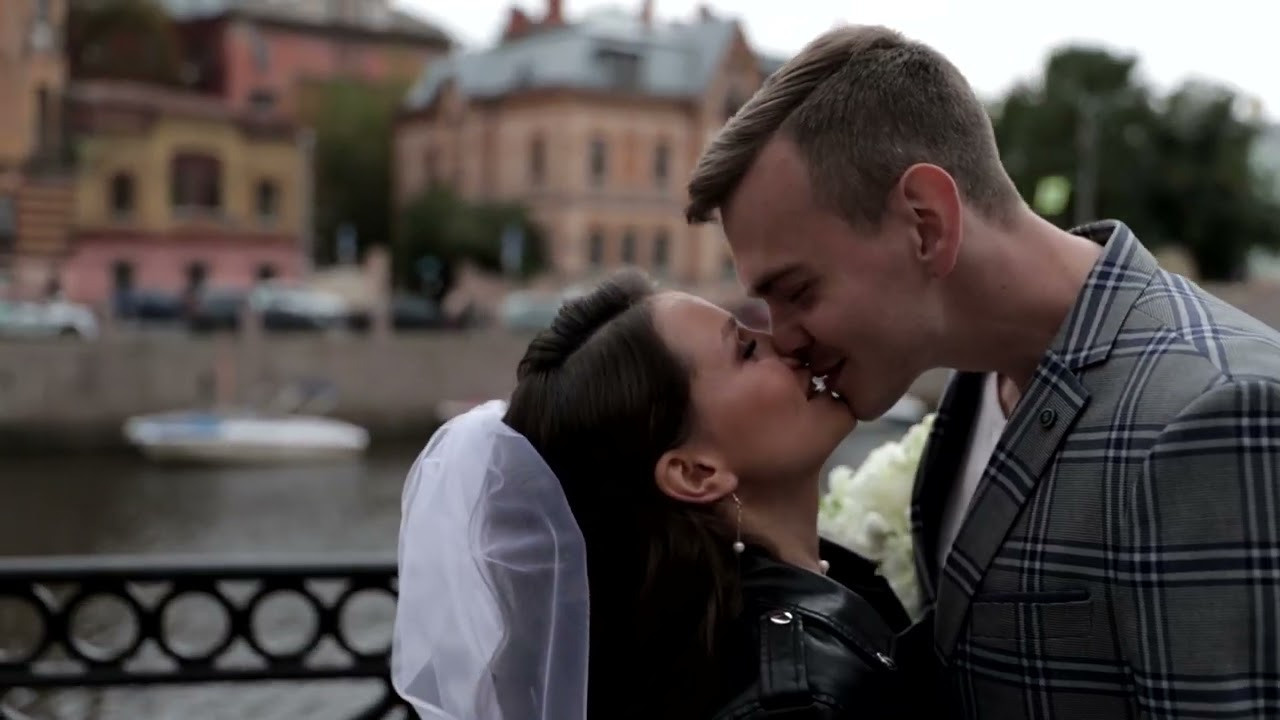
[{"xmin": 123, "ymin": 380, "xmax": 369, "ymax": 464}]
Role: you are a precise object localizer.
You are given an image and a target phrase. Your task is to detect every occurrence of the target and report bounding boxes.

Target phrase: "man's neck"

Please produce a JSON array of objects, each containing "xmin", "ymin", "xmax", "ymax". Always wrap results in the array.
[{"xmin": 941, "ymin": 210, "xmax": 1103, "ymax": 391}]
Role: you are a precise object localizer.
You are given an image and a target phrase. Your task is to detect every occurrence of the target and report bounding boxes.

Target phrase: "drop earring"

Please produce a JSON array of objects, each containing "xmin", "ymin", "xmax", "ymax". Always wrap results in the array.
[{"xmin": 731, "ymin": 493, "xmax": 745, "ymax": 554}]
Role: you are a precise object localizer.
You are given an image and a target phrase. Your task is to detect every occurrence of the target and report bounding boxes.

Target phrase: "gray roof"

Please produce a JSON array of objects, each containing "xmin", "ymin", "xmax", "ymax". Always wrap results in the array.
[
  {"xmin": 159, "ymin": 0, "xmax": 451, "ymax": 45},
  {"xmin": 405, "ymin": 7, "xmax": 755, "ymax": 110}
]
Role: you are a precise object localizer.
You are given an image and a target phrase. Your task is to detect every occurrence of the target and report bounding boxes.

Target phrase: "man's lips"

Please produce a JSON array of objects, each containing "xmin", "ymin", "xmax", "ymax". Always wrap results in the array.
[{"xmin": 806, "ymin": 361, "xmax": 845, "ymax": 400}]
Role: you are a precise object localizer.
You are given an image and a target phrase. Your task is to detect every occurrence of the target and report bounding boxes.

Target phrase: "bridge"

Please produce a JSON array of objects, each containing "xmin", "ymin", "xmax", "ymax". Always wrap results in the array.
[{"xmin": 0, "ymin": 554, "xmax": 406, "ymax": 719}]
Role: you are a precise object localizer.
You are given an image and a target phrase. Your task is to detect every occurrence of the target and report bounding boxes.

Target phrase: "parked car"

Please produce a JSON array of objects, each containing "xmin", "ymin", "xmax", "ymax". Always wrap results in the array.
[
  {"xmin": 0, "ymin": 300, "xmax": 99, "ymax": 340},
  {"xmin": 116, "ymin": 290, "xmax": 187, "ymax": 326},
  {"xmin": 188, "ymin": 285, "xmax": 353, "ymax": 333}
]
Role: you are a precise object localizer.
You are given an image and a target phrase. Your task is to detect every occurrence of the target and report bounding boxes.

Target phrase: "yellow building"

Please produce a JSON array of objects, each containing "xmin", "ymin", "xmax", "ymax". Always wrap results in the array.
[{"xmin": 61, "ymin": 81, "xmax": 309, "ymax": 306}]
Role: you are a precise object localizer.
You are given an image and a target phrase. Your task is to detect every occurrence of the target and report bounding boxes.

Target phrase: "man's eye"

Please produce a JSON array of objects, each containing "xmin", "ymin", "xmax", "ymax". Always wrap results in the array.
[{"xmin": 785, "ymin": 284, "xmax": 810, "ymax": 304}]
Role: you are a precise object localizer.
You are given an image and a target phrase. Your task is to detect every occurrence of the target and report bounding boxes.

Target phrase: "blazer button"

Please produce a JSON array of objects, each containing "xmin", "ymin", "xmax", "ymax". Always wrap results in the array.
[
  {"xmin": 1038, "ymin": 408, "xmax": 1057, "ymax": 429},
  {"xmin": 768, "ymin": 610, "xmax": 793, "ymax": 625}
]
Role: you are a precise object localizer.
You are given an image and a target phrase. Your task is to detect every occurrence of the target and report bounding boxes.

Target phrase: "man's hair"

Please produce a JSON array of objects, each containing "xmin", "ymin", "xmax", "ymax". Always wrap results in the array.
[{"xmin": 686, "ymin": 25, "xmax": 1021, "ymax": 227}]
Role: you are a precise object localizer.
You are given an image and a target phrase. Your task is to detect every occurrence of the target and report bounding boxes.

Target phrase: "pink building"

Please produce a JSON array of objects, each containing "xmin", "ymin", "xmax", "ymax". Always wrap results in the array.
[{"xmin": 60, "ymin": 81, "xmax": 308, "ymax": 307}]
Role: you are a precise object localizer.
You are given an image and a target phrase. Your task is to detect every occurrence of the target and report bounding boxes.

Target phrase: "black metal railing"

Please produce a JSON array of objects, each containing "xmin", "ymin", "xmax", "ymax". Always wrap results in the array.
[{"xmin": 0, "ymin": 554, "xmax": 407, "ymax": 719}]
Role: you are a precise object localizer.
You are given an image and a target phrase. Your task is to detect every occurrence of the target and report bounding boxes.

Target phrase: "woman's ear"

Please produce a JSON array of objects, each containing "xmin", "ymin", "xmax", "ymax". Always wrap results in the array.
[{"xmin": 653, "ymin": 447, "xmax": 736, "ymax": 505}]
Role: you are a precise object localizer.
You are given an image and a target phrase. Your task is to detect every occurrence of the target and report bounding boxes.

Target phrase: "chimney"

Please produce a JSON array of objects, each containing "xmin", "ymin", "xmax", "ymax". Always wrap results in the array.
[
  {"xmin": 502, "ymin": 7, "xmax": 532, "ymax": 41},
  {"xmin": 640, "ymin": 0, "xmax": 654, "ymax": 26},
  {"xmin": 545, "ymin": 0, "xmax": 564, "ymax": 25}
]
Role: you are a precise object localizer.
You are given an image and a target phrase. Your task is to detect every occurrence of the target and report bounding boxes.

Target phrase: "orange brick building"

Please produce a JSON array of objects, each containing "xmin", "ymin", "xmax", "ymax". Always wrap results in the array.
[
  {"xmin": 0, "ymin": 0, "xmax": 74, "ymax": 298},
  {"xmin": 395, "ymin": 1, "xmax": 784, "ymax": 289}
]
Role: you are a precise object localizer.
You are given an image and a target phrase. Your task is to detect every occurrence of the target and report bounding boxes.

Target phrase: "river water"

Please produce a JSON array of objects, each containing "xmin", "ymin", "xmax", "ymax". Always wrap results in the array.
[{"xmin": 0, "ymin": 424, "xmax": 905, "ymax": 719}]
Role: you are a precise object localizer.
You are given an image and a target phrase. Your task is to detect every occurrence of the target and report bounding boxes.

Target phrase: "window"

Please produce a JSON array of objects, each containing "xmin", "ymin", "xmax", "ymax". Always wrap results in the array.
[
  {"xmin": 248, "ymin": 89, "xmax": 276, "ymax": 113},
  {"xmin": 621, "ymin": 229, "xmax": 637, "ymax": 265},
  {"xmin": 0, "ymin": 196, "xmax": 15, "ymax": 255},
  {"xmin": 653, "ymin": 142, "xmax": 670, "ymax": 188},
  {"xmin": 34, "ymin": 85, "xmax": 52, "ymax": 158},
  {"xmin": 653, "ymin": 229, "xmax": 670, "ymax": 274},
  {"xmin": 248, "ymin": 25, "xmax": 270, "ymax": 71},
  {"xmin": 597, "ymin": 49, "xmax": 641, "ymax": 90},
  {"xmin": 110, "ymin": 260, "xmax": 134, "ymax": 313},
  {"xmin": 257, "ymin": 263, "xmax": 278, "ymax": 282},
  {"xmin": 109, "ymin": 173, "xmax": 134, "ymax": 218},
  {"xmin": 185, "ymin": 261, "xmax": 208, "ymax": 293},
  {"xmin": 171, "ymin": 153, "xmax": 222, "ymax": 213},
  {"xmin": 587, "ymin": 230, "xmax": 605, "ymax": 269},
  {"xmin": 529, "ymin": 135, "xmax": 546, "ymax": 185},
  {"xmin": 588, "ymin": 137, "xmax": 607, "ymax": 187},
  {"xmin": 255, "ymin": 179, "xmax": 279, "ymax": 221}
]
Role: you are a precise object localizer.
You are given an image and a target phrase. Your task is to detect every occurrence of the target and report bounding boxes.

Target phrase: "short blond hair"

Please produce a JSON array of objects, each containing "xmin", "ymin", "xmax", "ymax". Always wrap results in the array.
[{"xmin": 686, "ymin": 25, "xmax": 1020, "ymax": 227}]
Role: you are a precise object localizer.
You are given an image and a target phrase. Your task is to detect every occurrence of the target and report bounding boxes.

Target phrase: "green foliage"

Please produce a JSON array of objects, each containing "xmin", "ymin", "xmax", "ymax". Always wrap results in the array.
[
  {"xmin": 301, "ymin": 78, "xmax": 409, "ymax": 266},
  {"xmin": 68, "ymin": 0, "xmax": 183, "ymax": 86},
  {"xmin": 396, "ymin": 186, "xmax": 547, "ymax": 292},
  {"xmin": 992, "ymin": 46, "xmax": 1280, "ymax": 280}
]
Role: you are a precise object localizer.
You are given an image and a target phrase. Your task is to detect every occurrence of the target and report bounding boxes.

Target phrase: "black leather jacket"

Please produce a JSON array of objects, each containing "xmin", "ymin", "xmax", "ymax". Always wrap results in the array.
[{"xmin": 711, "ymin": 540, "xmax": 940, "ymax": 719}]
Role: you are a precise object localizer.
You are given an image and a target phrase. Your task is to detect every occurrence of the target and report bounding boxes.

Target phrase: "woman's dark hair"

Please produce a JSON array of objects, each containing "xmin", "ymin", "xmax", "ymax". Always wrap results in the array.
[{"xmin": 501, "ymin": 269, "xmax": 740, "ymax": 719}]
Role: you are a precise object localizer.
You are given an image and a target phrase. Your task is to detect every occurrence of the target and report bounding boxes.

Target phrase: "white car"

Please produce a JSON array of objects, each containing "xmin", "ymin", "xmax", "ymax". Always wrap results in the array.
[{"xmin": 0, "ymin": 300, "xmax": 100, "ymax": 340}]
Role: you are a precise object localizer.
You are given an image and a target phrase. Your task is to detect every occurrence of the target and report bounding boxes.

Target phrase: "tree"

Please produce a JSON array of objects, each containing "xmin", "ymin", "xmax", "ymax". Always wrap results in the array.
[
  {"xmin": 396, "ymin": 186, "xmax": 547, "ymax": 298},
  {"xmin": 299, "ymin": 78, "xmax": 409, "ymax": 266},
  {"xmin": 991, "ymin": 47, "xmax": 1280, "ymax": 279},
  {"xmin": 67, "ymin": 0, "xmax": 183, "ymax": 86}
]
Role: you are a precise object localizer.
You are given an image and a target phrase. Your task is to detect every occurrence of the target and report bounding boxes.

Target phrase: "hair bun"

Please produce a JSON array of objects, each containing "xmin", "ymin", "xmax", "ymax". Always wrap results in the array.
[{"xmin": 516, "ymin": 270, "xmax": 655, "ymax": 379}]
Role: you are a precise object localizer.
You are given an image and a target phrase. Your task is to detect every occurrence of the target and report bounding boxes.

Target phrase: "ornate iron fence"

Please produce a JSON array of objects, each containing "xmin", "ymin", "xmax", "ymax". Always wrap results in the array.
[{"xmin": 0, "ymin": 554, "xmax": 407, "ymax": 719}]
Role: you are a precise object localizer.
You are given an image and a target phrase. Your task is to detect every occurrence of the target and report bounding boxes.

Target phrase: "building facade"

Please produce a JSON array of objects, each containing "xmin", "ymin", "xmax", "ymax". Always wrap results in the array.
[
  {"xmin": 394, "ymin": 1, "xmax": 784, "ymax": 288},
  {"xmin": 60, "ymin": 81, "xmax": 307, "ymax": 306},
  {"xmin": 0, "ymin": 0, "xmax": 75, "ymax": 298},
  {"xmin": 167, "ymin": 0, "xmax": 451, "ymax": 117}
]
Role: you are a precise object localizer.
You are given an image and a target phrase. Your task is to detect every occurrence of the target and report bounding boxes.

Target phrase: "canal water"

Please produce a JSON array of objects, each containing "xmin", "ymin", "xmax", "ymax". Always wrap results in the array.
[{"xmin": 0, "ymin": 423, "xmax": 906, "ymax": 719}]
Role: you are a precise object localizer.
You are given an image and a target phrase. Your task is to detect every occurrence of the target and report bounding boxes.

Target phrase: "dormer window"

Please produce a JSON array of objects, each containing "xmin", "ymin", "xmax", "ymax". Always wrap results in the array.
[{"xmin": 598, "ymin": 48, "xmax": 641, "ymax": 91}]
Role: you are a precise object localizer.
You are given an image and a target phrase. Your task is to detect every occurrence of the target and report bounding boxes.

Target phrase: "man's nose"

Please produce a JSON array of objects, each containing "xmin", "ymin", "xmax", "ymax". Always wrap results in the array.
[{"xmin": 769, "ymin": 318, "xmax": 811, "ymax": 362}]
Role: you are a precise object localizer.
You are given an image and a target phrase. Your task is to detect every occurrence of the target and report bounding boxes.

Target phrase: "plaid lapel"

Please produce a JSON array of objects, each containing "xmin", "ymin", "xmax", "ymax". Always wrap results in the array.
[
  {"xmin": 910, "ymin": 370, "xmax": 983, "ymax": 610},
  {"xmin": 932, "ymin": 220, "xmax": 1161, "ymax": 661}
]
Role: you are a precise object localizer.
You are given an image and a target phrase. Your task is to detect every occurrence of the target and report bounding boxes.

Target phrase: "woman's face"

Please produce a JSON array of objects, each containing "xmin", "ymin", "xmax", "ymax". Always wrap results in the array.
[{"xmin": 651, "ymin": 292, "xmax": 856, "ymax": 490}]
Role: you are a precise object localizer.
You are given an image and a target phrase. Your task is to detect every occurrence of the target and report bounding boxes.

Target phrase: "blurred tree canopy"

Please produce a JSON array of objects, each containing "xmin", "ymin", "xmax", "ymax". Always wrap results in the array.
[
  {"xmin": 396, "ymin": 186, "xmax": 547, "ymax": 298},
  {"xmin": 298, "ymin": 79, "xmax": 409, "ymax": 267},
  {"xmin": 992, "ymin": 46, "xmax": 1280, "ymax": 280},
  {"xmin": 68, "ymin": 0, "xmax": 183, "ymax": 85}
]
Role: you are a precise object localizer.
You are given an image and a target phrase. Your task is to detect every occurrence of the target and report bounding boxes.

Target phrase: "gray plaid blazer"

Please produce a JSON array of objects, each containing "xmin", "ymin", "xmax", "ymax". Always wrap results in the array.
[{"xmin": 910, "ymin": 220, "xmax": 1280, "ymax": 719}]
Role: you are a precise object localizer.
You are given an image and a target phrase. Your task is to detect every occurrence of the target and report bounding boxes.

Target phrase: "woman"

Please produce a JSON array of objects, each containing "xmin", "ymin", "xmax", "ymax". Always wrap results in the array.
[{"xmin": 394, "ymin": 270, "xmax": 935, "ymax": 719}]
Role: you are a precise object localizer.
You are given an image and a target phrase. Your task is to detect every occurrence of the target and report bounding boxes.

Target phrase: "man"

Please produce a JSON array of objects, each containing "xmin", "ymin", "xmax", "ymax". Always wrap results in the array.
[{"xmin": 686, "ymin": 24, "xmax": 1280, "ymax": 720}]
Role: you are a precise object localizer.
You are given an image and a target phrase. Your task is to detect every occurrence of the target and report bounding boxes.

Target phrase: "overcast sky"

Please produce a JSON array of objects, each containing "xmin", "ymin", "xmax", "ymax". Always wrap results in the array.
[{"xmin": 396, "ymin": 0, "xmax": 1278, "ymax": 119}]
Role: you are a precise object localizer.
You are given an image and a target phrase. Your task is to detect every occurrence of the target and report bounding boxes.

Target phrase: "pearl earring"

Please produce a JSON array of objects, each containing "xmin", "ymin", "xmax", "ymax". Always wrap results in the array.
[{"xmin": 731, "ymin": 493, "xmax": 745, "ymax": 554}]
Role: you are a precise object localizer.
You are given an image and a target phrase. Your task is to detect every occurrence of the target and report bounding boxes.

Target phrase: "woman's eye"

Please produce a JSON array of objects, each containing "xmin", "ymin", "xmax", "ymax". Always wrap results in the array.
[{"xmin": 740, "ymin": 339, "xmax": 758, "ymax": 360}]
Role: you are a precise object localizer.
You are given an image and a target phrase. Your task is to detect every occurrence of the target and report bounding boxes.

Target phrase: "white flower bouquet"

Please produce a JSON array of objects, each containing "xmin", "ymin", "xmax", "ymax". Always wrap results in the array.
[{"xmin": 818, "ymin": 414, "xmax": 935, "ymax": 621}]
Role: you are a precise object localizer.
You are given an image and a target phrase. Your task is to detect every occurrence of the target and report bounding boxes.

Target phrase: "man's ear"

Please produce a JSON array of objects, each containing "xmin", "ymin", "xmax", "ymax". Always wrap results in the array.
[
  {"xmin": 654, "ymin": 447, "xmax": 736, "ymax": 505},
  {"xmin": 896, "ymin": 163, "xmax": 962, "ymax": 279}
]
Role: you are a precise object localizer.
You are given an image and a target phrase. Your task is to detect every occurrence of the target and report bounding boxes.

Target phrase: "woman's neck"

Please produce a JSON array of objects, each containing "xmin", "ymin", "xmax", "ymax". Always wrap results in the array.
[{"xmin": 741, "ymin": 476, "xmax": 824, "ymax": 573}]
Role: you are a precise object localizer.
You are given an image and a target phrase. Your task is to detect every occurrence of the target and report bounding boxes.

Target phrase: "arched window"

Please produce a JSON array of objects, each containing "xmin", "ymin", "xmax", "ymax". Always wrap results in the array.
[
  {"xmin": 170, "ymin": 152, "xmax": 222, "ymax": 213},
  {"xmin": 109, "ymin": 172, "xmax": 135, "ymax": 218},
  {"xmin": 587, "ymin": 229, "xmax": 605, "ymax": 269},
  {"xmin": 255, "ymin": 179, "xmax": 279, "ymax": 221},
  {"xmin": 653, "ymin": 229, "xmax": 670, "ymax": 274}
]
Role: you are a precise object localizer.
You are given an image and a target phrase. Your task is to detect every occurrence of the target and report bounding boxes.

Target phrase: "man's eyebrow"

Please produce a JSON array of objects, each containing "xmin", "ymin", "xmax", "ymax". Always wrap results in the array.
[{"xmin": 751, "ymin": 264, "xmax": 803, "ymax": 298}]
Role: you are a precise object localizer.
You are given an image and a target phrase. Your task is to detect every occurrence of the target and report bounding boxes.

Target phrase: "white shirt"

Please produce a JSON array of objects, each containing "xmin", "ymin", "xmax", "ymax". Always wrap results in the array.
[{"xmin": 936, "ymin": 373, "xmax": 1008, "ymax": 571}]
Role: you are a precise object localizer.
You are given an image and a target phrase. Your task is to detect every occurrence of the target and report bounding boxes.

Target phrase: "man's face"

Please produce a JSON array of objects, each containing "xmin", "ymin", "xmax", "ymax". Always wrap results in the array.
[{"xmin": 721, "ymin": 137, "xmax": 943, "ymax": 421}]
